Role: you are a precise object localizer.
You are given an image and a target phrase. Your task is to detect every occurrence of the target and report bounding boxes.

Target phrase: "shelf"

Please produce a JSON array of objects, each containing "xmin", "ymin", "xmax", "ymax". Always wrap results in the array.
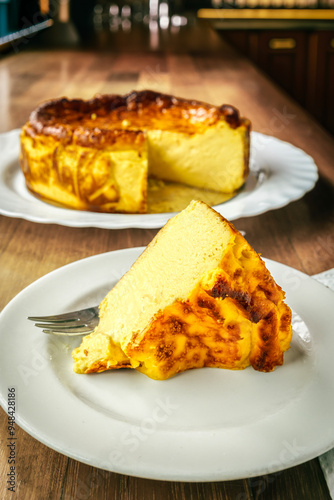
[
  {"xmin": 198, "ymin": 8, "xmax": 334, "ymax": 29},
  {"xmin": 198, "ymin": 8, "xmax": 334, "ymax": 20}
]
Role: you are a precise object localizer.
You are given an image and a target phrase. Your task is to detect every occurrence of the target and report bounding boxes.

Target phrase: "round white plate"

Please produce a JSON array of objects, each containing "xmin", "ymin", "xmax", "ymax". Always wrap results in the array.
[
  {"xmin": 0, "ymin": 247, "xmax": 334, "ymax": 481},
  {"xmin": 0, "ymin": 129, "xmax": 318, "ymax": 229}
]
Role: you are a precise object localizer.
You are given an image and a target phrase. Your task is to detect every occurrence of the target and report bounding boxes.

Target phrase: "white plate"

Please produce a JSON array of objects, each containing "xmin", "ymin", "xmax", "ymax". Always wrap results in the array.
[
  {"xmin": 0, "ymin": 129, "xmax": 318, "ymax": 229},
  {"xmin": 0, "ymin": 247, "xmax": 334, "ymax": 481}
]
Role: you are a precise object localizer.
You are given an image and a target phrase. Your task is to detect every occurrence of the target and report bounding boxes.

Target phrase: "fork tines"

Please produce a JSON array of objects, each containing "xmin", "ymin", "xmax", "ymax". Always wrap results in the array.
[{"xmin": 28, "ymin": 305, "xmax": 99, "ymax": 336}]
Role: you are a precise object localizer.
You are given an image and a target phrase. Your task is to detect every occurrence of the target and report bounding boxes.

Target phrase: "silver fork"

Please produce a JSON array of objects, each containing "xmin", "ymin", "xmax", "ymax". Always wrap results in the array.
[{"xmin": 28, "ymin": 306, "xmax": 99, "ymax": 336}]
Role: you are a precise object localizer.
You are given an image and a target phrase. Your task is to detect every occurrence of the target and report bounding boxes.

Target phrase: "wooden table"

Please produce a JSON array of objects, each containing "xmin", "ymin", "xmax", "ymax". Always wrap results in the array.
[{"xmin": 0, "ymin": 22, "xmax": 333, "ymax": 500}]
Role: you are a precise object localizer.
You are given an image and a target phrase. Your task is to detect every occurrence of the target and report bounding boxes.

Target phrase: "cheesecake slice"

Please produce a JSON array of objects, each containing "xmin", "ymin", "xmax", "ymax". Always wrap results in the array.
[
  {"xmin": 72, "ymin": 200, "xmax": 292, "ymax": 380},
  {"xmin": 20, "ymin": 91, "xmax": 250, "ymax": 214}
]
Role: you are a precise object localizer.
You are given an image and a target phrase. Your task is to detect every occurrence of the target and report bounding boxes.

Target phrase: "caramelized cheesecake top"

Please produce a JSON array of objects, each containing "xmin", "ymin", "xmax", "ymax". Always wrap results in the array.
[{"xmin": 25, "ymin": 90, "xmax": 250, "ymax": 147}]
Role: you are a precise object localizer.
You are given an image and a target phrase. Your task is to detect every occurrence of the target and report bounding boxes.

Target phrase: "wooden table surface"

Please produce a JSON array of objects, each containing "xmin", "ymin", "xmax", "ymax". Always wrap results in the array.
[{"xmin": 0, "ymin": 22, "xmax": 333, "ymax": 500}]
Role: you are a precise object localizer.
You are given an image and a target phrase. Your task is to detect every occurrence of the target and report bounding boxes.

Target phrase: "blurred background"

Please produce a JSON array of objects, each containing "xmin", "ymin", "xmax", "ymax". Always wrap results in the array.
[{"xmin": 0, "ymin": 0, "xmax": 333, "ymax": 135}]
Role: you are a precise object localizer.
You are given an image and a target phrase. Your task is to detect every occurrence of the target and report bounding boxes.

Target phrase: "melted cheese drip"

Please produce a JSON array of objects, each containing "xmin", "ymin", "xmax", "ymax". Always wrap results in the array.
[{"xmin": 147, "ymin": 178, "xmax": 237, "ymax": 213}]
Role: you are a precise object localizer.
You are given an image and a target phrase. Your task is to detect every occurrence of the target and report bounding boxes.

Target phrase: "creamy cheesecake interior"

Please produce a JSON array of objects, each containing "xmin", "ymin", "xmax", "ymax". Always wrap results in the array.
[
  {"xmin": 72, "ymin": 200, "xmax": 292, "ymax": 380},
  {"xmin": 147, "ymin": 120, "xmax": 247, "ymax": 193}
]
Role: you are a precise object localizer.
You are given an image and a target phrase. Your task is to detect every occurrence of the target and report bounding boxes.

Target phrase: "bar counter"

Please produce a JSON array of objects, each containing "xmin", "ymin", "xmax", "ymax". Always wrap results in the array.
[{"xmin": 0, "ymin": 23, "xmax": 334, "ymax": 500}]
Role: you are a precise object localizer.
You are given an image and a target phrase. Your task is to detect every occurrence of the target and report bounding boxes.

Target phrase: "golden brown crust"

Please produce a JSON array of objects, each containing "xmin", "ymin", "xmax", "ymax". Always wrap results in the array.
[
  {"xmin": 23, "ymin": 118, "xmax": 147, "ymax": 150},
  {"xmin": 124, "ymin": 231, "xmax": 292, "ymax": 380},
  {"xmin": 26, "ymin": 90, "xmax": 250, "ymax": 143}
]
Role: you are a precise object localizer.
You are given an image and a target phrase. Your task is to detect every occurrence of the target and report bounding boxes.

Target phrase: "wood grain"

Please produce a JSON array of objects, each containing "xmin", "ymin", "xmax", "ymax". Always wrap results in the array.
[{"xmin": 0, "ymin": 23, "xmax": 333, "ymax": 500}]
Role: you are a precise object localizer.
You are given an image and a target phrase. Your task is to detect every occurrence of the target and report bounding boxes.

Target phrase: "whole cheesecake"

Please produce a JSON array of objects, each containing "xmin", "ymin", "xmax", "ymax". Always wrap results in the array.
[
  {"xmin": 20, "ymin": 90, "xmax": 250, "ymax": 214},
  {"xmin": 72, "ymin": 200, "xmax": 292, "ymax": 380}
]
